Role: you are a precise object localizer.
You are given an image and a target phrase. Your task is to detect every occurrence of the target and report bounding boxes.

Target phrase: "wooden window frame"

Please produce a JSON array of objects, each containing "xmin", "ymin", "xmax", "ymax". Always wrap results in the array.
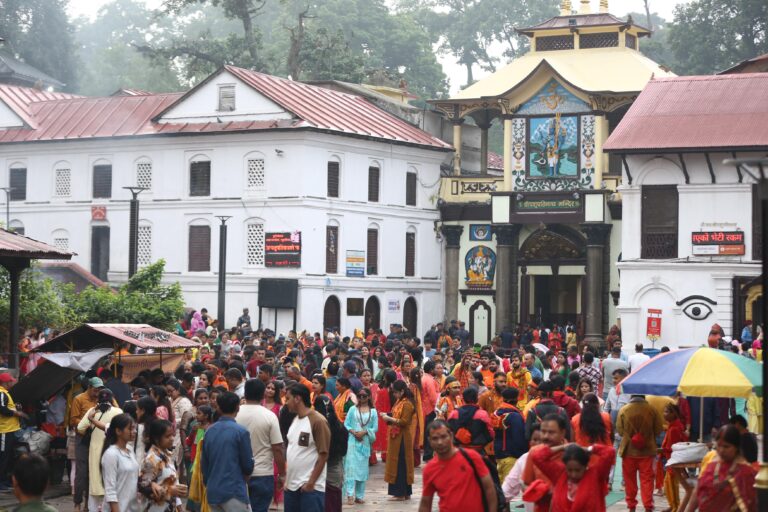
[
  {"xmin": 326, "ymin": 225, "xmax": 339, "ymax": 274},
  {"xmin": 327, "ymin": 161, "xmax": 340, "ymax": 198},
  {"xmin": 641, "ymin": 185, "xmax": 679, "ymax": 259},
  {"xmin": 9, "ymin": 167, "xmax": 26, "ymax": 201},
  {"xmin": 190, "ymin": 160, "xmax": 211, "ymax": 197},
  {"xmin": 368, "ymin": 165, "xmax": 380, "ymax": 202},
  {"xmin": 405, "ymin": 232, "xmax": 416, "ymax": 276},
  {"xmin": 92, "ymin": 164, "xmax": 112, "ymax": 199},
  {"xmin": 188, "ymin": 225, "xmax": 211, "ymax": 271},
  {"xmin": 405, "ymin": 171, "xmax": 417, "ymax": 206},
  {"xmin": 367, "ymin": 228, "xmax": 378, "ymax": 275}
]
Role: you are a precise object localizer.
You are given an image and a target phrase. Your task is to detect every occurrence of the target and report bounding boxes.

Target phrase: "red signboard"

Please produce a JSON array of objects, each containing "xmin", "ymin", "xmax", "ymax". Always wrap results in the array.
[
  {"xmin": 265, "ymin": 232, "xmax": 301, "ymax": 267},
  {"xmin": 646, "ymin": 309, "xmax": 662, "ymax": 341},
  {"xmin": 691, "ymin": 231, "xmax": 745, "ymax": 256},
  {"xmin": 91, "ymin": 206, "xmax": 107, "ymax": 220}
]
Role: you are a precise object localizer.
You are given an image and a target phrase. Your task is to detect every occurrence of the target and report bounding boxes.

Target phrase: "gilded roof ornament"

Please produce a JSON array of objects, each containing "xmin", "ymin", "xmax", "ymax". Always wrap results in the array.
[{"xmin": 560, "ymin": 1, "xmax": 572, "ymax": 16}]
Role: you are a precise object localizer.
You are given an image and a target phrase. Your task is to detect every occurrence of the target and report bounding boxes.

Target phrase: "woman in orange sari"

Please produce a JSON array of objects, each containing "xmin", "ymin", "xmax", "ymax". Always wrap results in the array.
[
  {"xmin": 686, "ymin": 425, "xmax": 756, "ymax": 512},
  {"xmin": 333, "ymin": 377, "xmax": 356, "ymax": 422},
  {"xmin": 407, "ymin": 368, "xmax": 425, "ymax": 467},
  {"xmin": 382, "ymin": 380, "xmax": 415, "ymax": 501},
  {"xmin": 373, "ymin": 369, "xmax": 396, "ymax": 463}
]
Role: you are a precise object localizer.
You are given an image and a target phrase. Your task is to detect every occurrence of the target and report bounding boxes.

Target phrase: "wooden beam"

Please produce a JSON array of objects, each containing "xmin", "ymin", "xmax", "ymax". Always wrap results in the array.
[
  {"xmin": 677, "ymin": 153, "xmax": 690, "ymax": 184},
  {"xmin": 704, "ymin": 153, "xmax": 716, "ymax": 184},
  {"xmin": 621, "ymin": 154, "xmax": 633, "ymax": 185}
]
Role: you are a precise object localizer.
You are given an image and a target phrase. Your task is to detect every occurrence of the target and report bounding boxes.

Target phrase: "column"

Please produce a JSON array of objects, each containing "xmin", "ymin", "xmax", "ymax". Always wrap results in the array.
[
  {"xmin": 503, "ymin": 117, "xmax": 513, "ymax": 191},
  {"xmin": 581, "ymin": 223, "xmax": 612, "ymax": 349},
  {"xmin": 441, "ymin": 225, "xmax": 463, "ymax": 323},
  {"xmin": 452, "ymin": 119, "xmax": 464, "ymax": 175},
  {"xmin": 478, "ymin": 122, "xmax": 491, "ymax": 173},
  {"xmin": 494, "ymin": 224, "xmax": 521, "ymax": 334}
]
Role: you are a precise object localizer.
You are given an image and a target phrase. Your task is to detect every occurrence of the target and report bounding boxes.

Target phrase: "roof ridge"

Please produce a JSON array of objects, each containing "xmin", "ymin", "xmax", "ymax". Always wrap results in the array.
[{"xmin": 651, "ymin": 73, "xmax": 768, "ymax": 82}]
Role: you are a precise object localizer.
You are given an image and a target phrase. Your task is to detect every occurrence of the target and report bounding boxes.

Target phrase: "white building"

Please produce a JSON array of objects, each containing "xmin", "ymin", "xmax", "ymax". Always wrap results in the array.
[
  {"xmin": 604, "ymin": 73, "xmax": 768, "ymax": 348},
  {"xmin": 0, "ymin": 66, "xmax": 452, "ymax": 334}
]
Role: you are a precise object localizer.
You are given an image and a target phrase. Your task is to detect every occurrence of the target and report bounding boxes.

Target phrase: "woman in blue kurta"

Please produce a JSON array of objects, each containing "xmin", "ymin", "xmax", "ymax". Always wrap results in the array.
[{"xmin": 343, "ymin": 387, "xmax": 379, "ymax": 505}]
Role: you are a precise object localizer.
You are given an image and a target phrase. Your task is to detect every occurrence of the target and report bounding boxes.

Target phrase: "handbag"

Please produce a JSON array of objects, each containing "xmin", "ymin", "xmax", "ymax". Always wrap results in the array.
[
  {"xmin": 458, "ymin": 447, "xmax": 509, "ymax": 512},
  {"xmin": 80, "ymin": 410, "xmax": 105, "ymax": 447}
]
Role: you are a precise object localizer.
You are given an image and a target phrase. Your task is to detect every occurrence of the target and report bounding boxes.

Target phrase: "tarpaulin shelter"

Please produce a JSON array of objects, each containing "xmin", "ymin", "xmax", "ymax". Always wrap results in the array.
[{"xmin": 33, "ymin": 323, "xmax": 201, "ymax": 353}]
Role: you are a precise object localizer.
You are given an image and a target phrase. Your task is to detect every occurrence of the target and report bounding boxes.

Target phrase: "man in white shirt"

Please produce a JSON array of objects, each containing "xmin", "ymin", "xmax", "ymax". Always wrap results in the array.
[
  {"xmin": 236, "ymin": 379, "xmax": 286, "ymax": 512},
  {"xmin": 627, "ymin": 343, "xmax": 650, "ymax": 373},
  {"xmin": 283, "ymin": 383, "xmax": 331, "ymax": 512}
]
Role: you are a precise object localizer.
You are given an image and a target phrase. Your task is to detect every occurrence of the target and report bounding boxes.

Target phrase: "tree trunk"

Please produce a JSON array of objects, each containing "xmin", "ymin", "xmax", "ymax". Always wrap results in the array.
[
  {"xmin": 644, "ymin": 0, "xmax": 653, "ymax": 31},
  {"xmin": 465, "ymin": 62, "xmax": 474, "ymax": 87},
  {"xmin": 286, "ymin": 10, "xmax": 308, "ymax": 80}
]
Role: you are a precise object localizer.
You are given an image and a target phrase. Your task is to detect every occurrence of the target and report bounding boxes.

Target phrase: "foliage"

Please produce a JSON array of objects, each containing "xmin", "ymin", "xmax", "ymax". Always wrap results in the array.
[
  {"xmin": 66, "ymin": 260, "xmax": 185, "ymax": 331},
  {"xmin": 626, "ymin": 11, "xmax": 675, "ymax": 69},
  {"xmin": 667, "ymin": 0, "xmax": 768, "ymax": 75},
  {"xmin": 0, "ymin": 0, "xmax": 79, "ymax": 91}
]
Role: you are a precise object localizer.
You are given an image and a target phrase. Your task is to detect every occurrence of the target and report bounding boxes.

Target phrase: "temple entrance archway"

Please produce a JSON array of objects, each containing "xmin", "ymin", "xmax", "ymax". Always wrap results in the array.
[
  {"xmin": 365, "ymin": 296, "xmax": 381, "ymax": 331},
  {"xmin": 323, "ymin": 296, "xmax": 341, "ymax": 332}
]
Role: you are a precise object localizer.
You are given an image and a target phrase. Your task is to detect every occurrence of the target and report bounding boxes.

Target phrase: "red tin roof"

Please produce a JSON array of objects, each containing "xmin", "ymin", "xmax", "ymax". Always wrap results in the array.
[
  {"xmin": 603, "ymin": 73, "xmax": 768, "ymax": 152},
  {"xmin": 0, "ymin": 229, "xmax": 74, "ymax": 260},
  {"xmin": 35, "ymin": 323, "xmax": 202, "ymax": 353},
  {"xmin": 0, "ymin": 84, "xmax": 80, "ymax": 127},
  {"xmin": 0, "ymin": 67, "xmax": 450, "ymax": 150}
]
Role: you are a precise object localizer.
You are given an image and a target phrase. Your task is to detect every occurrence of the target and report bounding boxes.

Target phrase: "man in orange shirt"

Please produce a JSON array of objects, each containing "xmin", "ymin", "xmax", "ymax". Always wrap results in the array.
[
  {"xmin": 285, "ymin": 365, "xmax": 313, "ymax": 394},
  {"xmin": 522, "ymin": 414, "xmax": 567, "ymax": 512}
]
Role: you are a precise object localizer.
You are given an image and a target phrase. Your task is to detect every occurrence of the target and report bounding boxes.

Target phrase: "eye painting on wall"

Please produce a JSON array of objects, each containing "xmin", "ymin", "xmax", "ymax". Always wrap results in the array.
[
  {"xmin": 465, "ymin": 245, "xmax": 496, "ymax": 289},
  {"xmin": 529, "ymin": 114, "xmax": 578, "ymax": 178}
]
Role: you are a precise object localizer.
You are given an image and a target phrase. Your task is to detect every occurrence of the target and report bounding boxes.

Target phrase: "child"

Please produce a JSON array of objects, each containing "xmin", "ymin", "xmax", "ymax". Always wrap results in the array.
[
  {"xmin": 661, "ymin": 403, "xmax": 688, "ymax": 512},
  {"xmin": 185, "ymin": 405, "xmax": 213, "ymax": 512}
]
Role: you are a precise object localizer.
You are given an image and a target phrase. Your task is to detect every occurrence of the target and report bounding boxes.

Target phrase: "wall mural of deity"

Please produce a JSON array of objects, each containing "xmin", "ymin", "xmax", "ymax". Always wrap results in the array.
[
  {"xmin": 465, "ymin": 245, "xmax": 496, "ymax": 289},
  {"xmin": 529, "ymin": 114, "xmax": 579, "ymax": 178}
]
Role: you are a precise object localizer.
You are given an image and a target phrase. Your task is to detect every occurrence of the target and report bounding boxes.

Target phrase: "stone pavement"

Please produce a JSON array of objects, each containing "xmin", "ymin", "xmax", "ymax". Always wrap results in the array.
[{"xmin": 1, "ymin": 458, "xmax": 669, "ymax": 512}]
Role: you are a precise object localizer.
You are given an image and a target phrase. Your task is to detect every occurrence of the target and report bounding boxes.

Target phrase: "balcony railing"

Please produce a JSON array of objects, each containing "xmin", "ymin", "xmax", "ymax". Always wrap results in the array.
[{"xmin": 641, "ymin": 232, "xmax": 677, "ymax": 259}]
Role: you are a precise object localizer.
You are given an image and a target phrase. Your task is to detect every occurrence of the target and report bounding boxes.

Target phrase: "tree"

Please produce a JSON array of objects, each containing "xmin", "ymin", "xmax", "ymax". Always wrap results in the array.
[
  {"xmin": 74, "ymin": 0, "xmax": 183, "ymax": 96},
  {"xmin": 667, "ymin": 0, "xmax": 768, "ymax": 75},
  {"xmin": 479, "ymin": 0, "xmax": 559, "ymax": 60},
  {"xmin": 0, "ymin": 0, "xmax": 78, "ymax": 90},
  {"xmin": 625, "ymin": 11, "xmax": 675, "ymax": 69}
]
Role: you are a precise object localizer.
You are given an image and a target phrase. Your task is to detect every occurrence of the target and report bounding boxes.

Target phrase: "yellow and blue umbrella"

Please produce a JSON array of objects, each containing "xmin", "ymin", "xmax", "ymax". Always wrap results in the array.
[{"xmin": 620, "ymin": 347, "xmax": 762, "ymax": 398}]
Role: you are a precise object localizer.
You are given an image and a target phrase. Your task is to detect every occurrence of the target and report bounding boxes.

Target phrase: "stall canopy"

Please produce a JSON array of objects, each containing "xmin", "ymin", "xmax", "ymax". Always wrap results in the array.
[{"xmin": 33, "ymin": 323, "xmax": 201, "ymax": 353}]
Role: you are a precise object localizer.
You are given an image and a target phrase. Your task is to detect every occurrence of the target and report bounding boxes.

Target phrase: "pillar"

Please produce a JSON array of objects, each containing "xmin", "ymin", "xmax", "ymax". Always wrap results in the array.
[
  {"xmin": 478, "ymin": 122, "xmax": 491, "ymax": 173},
  {"xmin": 452, "ymin": 119, "xmax": 464, "ymax": 175},
  {"xmin": 581, "ymin": 223, "xmax": 612, "ymax": 349},
  {"xmin": 494, "ymin": 224, "xmax": 521, "ymax": 335},
  {"xmin": 503, "ymin": 117, "xmax": 513, "ymax": 191},
  {"xmin": 441, "ymin": 225, "xmax": 464, "ymax": 323}
]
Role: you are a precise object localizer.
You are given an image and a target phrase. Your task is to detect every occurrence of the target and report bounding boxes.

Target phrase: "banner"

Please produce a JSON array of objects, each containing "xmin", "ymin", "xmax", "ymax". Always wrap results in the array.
[
  {"xmin": 117, "ymin": 353, "xmax": 186, "ymax": 382},
  {"xmin": 265, "ymin": 231, "xmax": 301, "ymax": 267},
  {"xmin": 646, "ymin": 309, "xmax": 662, "ymax": 342},
  {"xmin": 346, "ymin": 250, "xmax": 365, "ymax": 277},
  {"xmin": 691, "ymin": 231, "xmax": 745, "ymax": 256}
]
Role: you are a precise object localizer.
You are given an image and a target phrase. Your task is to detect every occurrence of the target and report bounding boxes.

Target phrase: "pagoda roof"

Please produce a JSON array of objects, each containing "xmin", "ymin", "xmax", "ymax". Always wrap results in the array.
[
  {"xmin": 0, "ymin": 51, "xmax": 64, "ymax": 89},
  {"xmin": 451, "ymin": 46, "xmax": 674, "ymax": 101},
  {"xmin": 518, "ymin": 12, "xmax": 650, "ymax": 36}
]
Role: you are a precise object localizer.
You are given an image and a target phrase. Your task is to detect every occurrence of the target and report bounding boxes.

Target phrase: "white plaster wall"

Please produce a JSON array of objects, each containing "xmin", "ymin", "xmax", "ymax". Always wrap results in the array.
[
  {"xmin": 617, "ymin": 152, "xmax": 762, "ymax": 348},
  {"xmin": 0, "ymin": 101, "xmax": 23, "ymax": 128},
  {"xmin": 0, "ymin": 130, "xmax": 447, "ymax": 330}
]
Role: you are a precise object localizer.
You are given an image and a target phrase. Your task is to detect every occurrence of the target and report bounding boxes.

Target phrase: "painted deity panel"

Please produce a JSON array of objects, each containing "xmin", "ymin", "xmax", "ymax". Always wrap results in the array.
[
  {"xmin": 465, "ymin": 245, "xmax": 496, "ymax": 289},
  {"xmin": 528, "ymin": 115, "xmax": 579, "ymax": 178},
  {"xmin": 517, "ymin": 79, "xmax": 590, "ymax": 115}
]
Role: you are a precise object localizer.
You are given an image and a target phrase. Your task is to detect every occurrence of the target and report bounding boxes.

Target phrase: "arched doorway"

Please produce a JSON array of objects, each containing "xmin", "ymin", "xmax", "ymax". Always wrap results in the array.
[
  {"xmin": 403, "ymin": 297, "xmax": 417, "ymax": 336},
  {"xmin": 469, "ymin": 300, "xmax": 492, "ymax": 345},
  {"xmin": 365, "ymin": 296, "xmax": 380, "ymax": 331},
  {"xmin": 323, "ymin": 296, "xmax": 341, "ymax": 332}
]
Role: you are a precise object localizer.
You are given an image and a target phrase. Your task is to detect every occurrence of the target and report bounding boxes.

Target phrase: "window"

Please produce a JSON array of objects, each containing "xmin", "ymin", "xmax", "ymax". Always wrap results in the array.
[
  {"xmin": 405, "ymin": 232, "xmax": 415, "ymax": 276},
  {"xmin": 246, "ymin": 223, "xmax": 265, "ymax": 266},
  {"xmin": 137, "ymin": 225, "xmax": 152, "ymax": 266},
  {"xmin": 327, "ymin": 161, "xmax": 340, "ymax": 198},
  {"xmin": 536, "ymin": 35, "xmax": 574, "ymax": 51},
  {"xmin": 625, "ymin": 33, "xmax": 637, "ymax": 50},
  {"xmin": 247, "ymin": 158, "xmax": 265, "ymax": 189},
  {"xmin": 53, "ymin": 237, "xmax": 69, "ymax": 251},
  {"xmin": 54, "ymin": 168, "xmax": 71, "ymax": 197},
  {"xmin": 326, "ymin": 225, "xmax": 338, "ymax": 273},
  {"xmin": 218, "ymin": 84, "xmax": 235, "ymax": 111},
  {"xmin": 367, "ymin": 228, "xmax": 378, "ymax": 275},
  {"xmin": 9, "ymin": 167, "xmax": 26, "ymax": 201},
  {"xmin": 579, "ymin": 33, "xmax": 619, "ymax": 49},
  {"xmin": 641, "ymin": 185, "xmax": 678, "ymax": 259},
  {"xmin": 91, "ymin": 225, "xmax": 110, "ymax": 281},
  {"xmin": 405, "ymin": 171, "xmax": 417, "ymax": 206},
  {"xmin": 188, "ymin": 225, "xmax": 211, "ymax": 271},
  {"xmin": 190, "ymin": 160, "xmax": 211, "ymax": 197},
  {"xmin": 136, "ymin": 161, "xmax": 152, "ymax": 190},
  {"xmin": 368, "ymin": 165, "xmax": 380, "ymax": 202},
  {"xmin": 93, "ymin": 164, "xmax": 112, "ymax": 199}
]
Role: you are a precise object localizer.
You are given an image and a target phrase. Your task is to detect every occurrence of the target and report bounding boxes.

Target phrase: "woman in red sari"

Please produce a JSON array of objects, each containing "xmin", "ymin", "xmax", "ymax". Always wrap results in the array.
[
  {"xmin": 374, "ymin": 369, "xmax": 396, "ymax": 463},
  {"xmin": 531, "ymin": 442, "xmax": 615, "ymax": 512},
  {"xmin": 687, "ymin": 425, "xmax": 757, "ymax": 512}
]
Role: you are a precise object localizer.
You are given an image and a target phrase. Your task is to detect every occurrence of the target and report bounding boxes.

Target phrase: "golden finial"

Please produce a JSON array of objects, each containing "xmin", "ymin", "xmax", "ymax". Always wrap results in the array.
[
  {"xmin": 599, "ymin": 0, "xmax": 609, "ymax": 13},
  {"xmin": 560, "ymin": 0, "xmax": 572, "ymax": 16},
  {"xmin": 579, "ymin": 0, "xmax": 591, "ymax": 15}
]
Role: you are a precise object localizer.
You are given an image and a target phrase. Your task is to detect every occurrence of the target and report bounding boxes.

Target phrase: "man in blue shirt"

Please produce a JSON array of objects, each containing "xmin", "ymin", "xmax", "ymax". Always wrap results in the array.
[{"xmin": 201, "ymin": 391, "xmax": 255, "ymax": 511}]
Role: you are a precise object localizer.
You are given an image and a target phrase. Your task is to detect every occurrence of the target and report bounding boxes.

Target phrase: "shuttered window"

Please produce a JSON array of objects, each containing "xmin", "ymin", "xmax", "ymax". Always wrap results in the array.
[
  {"xmin": 218, "ymin": 85, "xmax": 235, "ymax": 111},
  {"xmin": 190, "ymin": 161, "xmax": 211, "ymax": 197},
  {"xmin": 327, "ymin": 161, "xmax": 340, "ymax": 198},
  {"xmin": 641, "ymin": 185, "xmax": 678, "ymax": 259},
  {"xmin": 9, "ymin": 168, "xmax": 26, "ymax": 201},
  {"xmin": 368, "ymin": 165, "xmax": 380, "ymax": 202},
  {"xmin": 92, "ymin": 164, "xmax": 112, "ymax": 199},
  {"xmin": 326, "ymin": 225, "xmax": 338, "ymax": 274},
  {"xmin": 188, "ymin": 225, "xmax": 211, "ymax": 271},
  {"xmin": 405, "ymin": 172, "xmax": 417, "ymax": 206},
  {"xmin": 405, "ymin": 232, "xmax": 415, "ymax": 276},
  {"xmin": 367, "ymin": 228, "xmax": 378, "ymax": 275}
]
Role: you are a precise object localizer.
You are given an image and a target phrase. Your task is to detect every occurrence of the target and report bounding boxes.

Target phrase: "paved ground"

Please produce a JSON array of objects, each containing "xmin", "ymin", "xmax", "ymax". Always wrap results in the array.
[{"xmin": 0, "ymin": 457, "xmax": 670, "ymax": 512}]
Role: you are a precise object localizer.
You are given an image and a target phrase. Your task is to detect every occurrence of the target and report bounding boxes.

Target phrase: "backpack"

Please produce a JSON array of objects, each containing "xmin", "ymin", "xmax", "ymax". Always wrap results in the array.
[
  {"xmin": 449, "ymin": 406, "xmax": 492, "ymax": 447},
  {"xmin": 458, "ymin": 448, "xmax": 509, "ymax": 512}
]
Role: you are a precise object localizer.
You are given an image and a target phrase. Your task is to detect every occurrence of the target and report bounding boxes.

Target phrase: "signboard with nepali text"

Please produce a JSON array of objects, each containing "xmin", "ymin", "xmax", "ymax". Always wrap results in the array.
[
  {"xmin": 646, "ymin": 308, "xmax": 662, "ymax": 342},
  {"xmin": 265, "ymin": 231, "xmax": 302, "ymax": 267},
  {"xmin": 691, "ymin": 231, "xmax": 745, "ymax": 256},
  {"xmin": 346, "ymin": 250, "xmax": 365, "ymax": 277}
]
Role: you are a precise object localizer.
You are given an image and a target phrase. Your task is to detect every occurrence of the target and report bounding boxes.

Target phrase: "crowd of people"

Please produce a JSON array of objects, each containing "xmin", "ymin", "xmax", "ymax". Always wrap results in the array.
[{"xmin": 0, "ymin": 310, "xmax": 763, "ymax": 512}]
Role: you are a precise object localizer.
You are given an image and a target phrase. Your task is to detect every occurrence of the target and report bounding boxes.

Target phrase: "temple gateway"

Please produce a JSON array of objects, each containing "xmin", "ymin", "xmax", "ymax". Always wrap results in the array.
[{"xmin": 431, "ymin": 0, "xmax": 674, "ymax": 346}]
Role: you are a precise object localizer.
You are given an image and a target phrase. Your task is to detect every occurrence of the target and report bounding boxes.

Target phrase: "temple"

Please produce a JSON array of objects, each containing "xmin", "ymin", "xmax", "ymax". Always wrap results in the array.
[{"xmin": 431, "ymin": 0, "xmax": 675, "ymax": 346}]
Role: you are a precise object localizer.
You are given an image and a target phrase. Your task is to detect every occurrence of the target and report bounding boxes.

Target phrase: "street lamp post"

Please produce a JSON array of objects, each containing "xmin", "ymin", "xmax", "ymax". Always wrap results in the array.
[
  {"xmin": 723, "ymin": 157, "xmax": 768, "ymax": 509},
  {"xmin": 216, "ymin": 216, "xmax": 232, "ymax": 328},
  {"xmin": 0, "ymin": 187, "xmax": 14, "ymax": 230},
  {"xmin": 123, "ymin": 187, "xmax": 148, "ymax": 278}
]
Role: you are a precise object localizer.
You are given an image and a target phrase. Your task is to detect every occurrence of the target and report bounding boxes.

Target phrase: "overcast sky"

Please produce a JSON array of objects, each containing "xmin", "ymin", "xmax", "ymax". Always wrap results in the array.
[{"xmin": 67, "ymin": 0, "xmax": 693, "ymax": 93}]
